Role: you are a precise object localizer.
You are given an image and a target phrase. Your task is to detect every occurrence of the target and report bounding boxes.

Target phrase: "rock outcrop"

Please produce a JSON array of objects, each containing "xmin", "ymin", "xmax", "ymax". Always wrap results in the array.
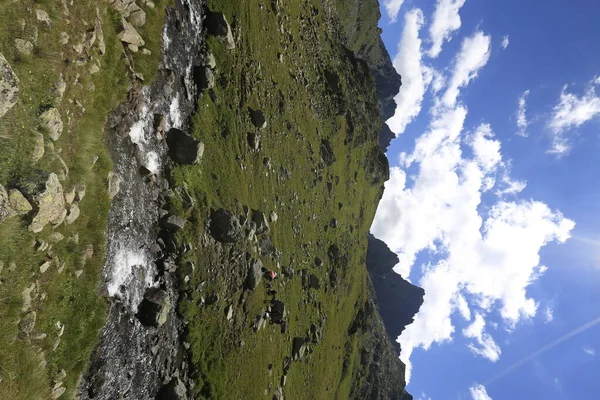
[
  {"xmin": 366, "ymin": 234, "xmax": 424, "ymax": 348},
  {"xmin": 14, "ymin": 171, "xmax": 66, "ymax": 232},
  {"xmin": 0, "ymin": 53, "xmax": 19, "ymax": 119}
]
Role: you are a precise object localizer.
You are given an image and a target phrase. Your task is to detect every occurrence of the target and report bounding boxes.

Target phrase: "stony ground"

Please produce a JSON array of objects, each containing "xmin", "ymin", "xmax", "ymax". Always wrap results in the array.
[{"xmin": 0, "ymin": 0, "xmax": 404, "ymax": 399}]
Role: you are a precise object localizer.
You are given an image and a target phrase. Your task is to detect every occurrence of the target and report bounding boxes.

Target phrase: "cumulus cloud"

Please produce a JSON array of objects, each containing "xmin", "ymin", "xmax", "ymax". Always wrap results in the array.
[
  {"xmin": 516, "ymin": 90, "xmax": 530, "ymax": 136},
  {"xmin": 387, "ymin": 9, "xmax": 433, "ymax": 135},
  {"xmin": 583, "ymin": 346, "xmax": 596, "ymax": 356},
  {"xmin": 463, "ymin": 314, "xmax": 502, "ymax": 362},
  {"xmin": 501, "ymin": 35, "xmax": 510, "ymax": 50},
  {"xmin": 470, "ymin": 384, "xmax": 493, "ymax": 400},
  {"xmin": 383, "ymin": 0, "xmax": 405, "ymax": 23},
  {"xmin": 548, "ymin": 77, "xmax": 600, "ymax": 155},
  {"xmin": 372, "ymin": 28, "xmax": 574, "ymax": 383},
  {"xmin": 443, "ymin": 31, "xmax": 492, "ymax": 107},
  {"xmin": 428, "ymin": 0, "xmax": 467, "ymax": 58}
]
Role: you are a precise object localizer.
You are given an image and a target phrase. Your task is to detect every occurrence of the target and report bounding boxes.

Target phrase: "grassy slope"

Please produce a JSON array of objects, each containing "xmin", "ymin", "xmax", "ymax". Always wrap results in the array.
[
  {"xmin": 168, "ymin": 0, "xmax": 387, "ymax": 399},
  {"xmin": 0, "ymin": 1, "xmax": 167, "ymax": 398}
]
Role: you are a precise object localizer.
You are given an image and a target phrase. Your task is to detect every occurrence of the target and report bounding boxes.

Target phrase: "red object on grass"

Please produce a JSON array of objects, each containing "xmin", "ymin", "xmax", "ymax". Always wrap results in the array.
[{"xmin": 268, "ymin": 271, "xmax": 277, "ymax": 280}]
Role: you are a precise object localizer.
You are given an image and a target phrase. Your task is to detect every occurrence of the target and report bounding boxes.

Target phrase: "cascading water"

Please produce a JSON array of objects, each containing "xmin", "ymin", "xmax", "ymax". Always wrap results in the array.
[{"xmin": 80, "ymin": 1, "xmax": 206, "ymax": 398}]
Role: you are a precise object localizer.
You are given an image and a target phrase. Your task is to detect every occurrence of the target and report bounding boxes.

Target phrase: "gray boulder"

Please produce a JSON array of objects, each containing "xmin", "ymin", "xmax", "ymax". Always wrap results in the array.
[
  {"xmin": 118, "ymin": 21, "xmax": 145, "ymax": 47},
  {"xmin": 16, "ymin": 171, "xmax": 65, "ymax": 233},
  {"xmin": 0, "ymin": 185, "xmax": 11, "ymax": 223},
  {"xmin": 252, "ymin": 211, "xmax": 270, "ymax": 234},
  {"xmin": 292, "ymin": 337, "xmax": 308, "ymax": 361},
  {"xmin": 193, "ymin": 66, "xmax": 214, "ymax": 90},
  {"xmin": 161, "ymin": 214, "xmax": 186, "ymax": 231},
  {"xmin": 40, "ymin": 107, "xmax": 63, "ymax": 141},
  {"xmin": 137, "ymin": 287, "xmax": 171, "ymax": 327},
  {"xmin": 206, "ymin": 12, "xmax": 235, "ymax": 50},
  {"xmin": 0, "ymin": 53, "xmax": 19, "ymax": 119},
  {"xmin": 209, "ymin": 209, "xmax": 243, "ymax": 243},
  {"xmin": 107, "ymin": 172, "xmax": 121, "ymax": 200},
  {"xmin": 35, "ymin": 9, "xmax": 51, "ymax": 27},
  {"xmin": 320, "ymin": 139, "xmax": 335, "ymax": 166},
  {"xmin": 8, "ymin": 189, "xmax": 32, "ymax": 215},
  {"xmin": 156, "ymin": 377, "xmax": 187, "ymax": 400},
  {"xmin": 18, "ymin": 311, "xmax": 36, "ymax": 337},
  {"xmin": 246, "ymin": 259, "xmax": 264, "ymax": 290},
  {"xmin": 166, "ymin": 128, "xmax": 204, "ymax": 165},
  {"xmin": 15, "ymin": 39, "xmax": 33, "ymax": 56},
  {"xmin": 32, "ymin": 132, "xmax": 45, "ymax": 163}
]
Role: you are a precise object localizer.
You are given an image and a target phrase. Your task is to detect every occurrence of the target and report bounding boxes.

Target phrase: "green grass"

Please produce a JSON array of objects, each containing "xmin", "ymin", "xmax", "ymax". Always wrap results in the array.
[
  {"xmin": 167, "ymin": 0, "xmax": 387, "ymax": 398},
  {"xmin": 0, "ymin": 2, "xmax": 166, "ymax": 398}
]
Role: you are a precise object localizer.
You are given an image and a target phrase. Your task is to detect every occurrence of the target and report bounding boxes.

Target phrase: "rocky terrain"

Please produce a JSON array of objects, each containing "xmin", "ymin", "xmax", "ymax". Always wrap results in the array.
[{"xmin": 0, "ymin": 0, "xmax": 422, "ymax": 399}]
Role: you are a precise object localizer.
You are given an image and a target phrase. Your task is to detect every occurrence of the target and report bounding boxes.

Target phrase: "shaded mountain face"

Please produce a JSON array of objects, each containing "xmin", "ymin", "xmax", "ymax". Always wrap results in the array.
[
  {"xmin": 367, "ymin": 234, "xmax": 425, "ymax": 351},
  {"xmin": 335, "ymin": 0, "xmax": 402, "ymax": 151}
]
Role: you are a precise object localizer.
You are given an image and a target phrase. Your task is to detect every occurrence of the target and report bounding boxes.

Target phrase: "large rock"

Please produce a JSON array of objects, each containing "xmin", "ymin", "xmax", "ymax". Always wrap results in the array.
[
  {"xmin": 246, "ymin": 259, "xmax": 264, "ymax": 290},
  {"xmin": 117, "ymin": 21, "xmax": 145, "ymax": 47},
  {"xmin": 166, "ymin": 128, "xmax": 204, "ymax": 165},
  {"xmin": 0, "ymin": 185, "xmax": 11, "ymax": 223},
  {"xmin": 251, "ymin": 210, "xmax": 270, "ymax": 234},
  {"xmin": 206, "ymin": 11, "xmax": 235, "ymax": 50},
  {"xmin": 32, "ymin": 132, "xmax": 45, "ymax": 163},
  {"xmin": 209, "ymin": 208, "xmax": 242, "ymax": 243},
  {"xmin": 193, "ymin": 65, "xmax": 214, "ymax": 90},
  {"xmin": 8, "ymin": 189, "xmax": 32, "ymax": 215},
  {"xmin": 107, "ymin": 172, "xmax": 121, "ymax": 200},
  {"xmin": 249, "ymin": 109, "xmax": 267, "ymax": 129},
  {"xmin": 16, "ymin": 171, "xmax": 65, "ymax": 233},
  {"xmin": 136, "ymin": 288, "xmax": 171, "ymax": 327},
  {"xmin": 292, "ymin": 337, "xmax": 308, "ymax": 361},
  {"xmin": 40, "ymin": 107, "xmax": 63, "ymax": 141},
  {"xmin": 18, "ymin": 311, "xmax": 36, "ymax": 337},
  {"xmin": 0, "ymin": 53, "xmax": 19, "ymax": 119}
]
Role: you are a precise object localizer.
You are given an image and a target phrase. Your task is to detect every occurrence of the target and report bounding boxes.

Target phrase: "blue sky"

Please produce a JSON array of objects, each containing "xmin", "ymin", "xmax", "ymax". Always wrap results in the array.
[{"xmin": 371, "ymin": 1, "xmax": 600, "ymax": 399}]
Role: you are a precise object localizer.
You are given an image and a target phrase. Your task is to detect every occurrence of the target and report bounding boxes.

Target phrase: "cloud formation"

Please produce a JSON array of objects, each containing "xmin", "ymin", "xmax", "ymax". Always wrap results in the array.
[
  {"xmin": 501, "ymin": 35, "xmax": 510, "ymax": 50},
  {"xmin": 542, "ymin": 306, "xmax": 554, "ymax": 323},
  {"xmin": 371, "ymin": 29, "xmax": 574, "ymax": 384},
  {"xmin": 442, "ymin": 31, "xmax": 491, "ymax": 107},
  {"xmin": 387, "ymin": 9, "xmax": 432, "ymax": 135},
  {"xmin": 383, "ymin": 0, "xmax": 405, "ymax": 23},
  {"xmin": 548, "ymin": 77, "xmax": 600, "ymax": 155},
  {"xmin": 428, "ymin": 0, "xmax": 467, "ymax": 58},
  {"xmin": 470, "ymin": 384, "xmax": 493, "ymax": 400},
  {"xmin": 583, "ymin": 346, "xmax": 596, "ymax": 356},
  {"xmin": 463, "ymin": 314, "xmax": 502, "ymax": 362},
  {"xmin": 516, "ymin": 90, "xmax": 530, "ymax": 136}
]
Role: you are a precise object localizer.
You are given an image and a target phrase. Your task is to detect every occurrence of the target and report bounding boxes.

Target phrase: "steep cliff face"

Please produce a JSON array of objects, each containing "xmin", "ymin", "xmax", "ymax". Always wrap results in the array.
[
  {"xmin": 335, "ymin": 0, "xmax": 401, "ymax": 150},
  {"xmin": 366, "ymin": 234, "xmax": 425, "ymax": 351}
]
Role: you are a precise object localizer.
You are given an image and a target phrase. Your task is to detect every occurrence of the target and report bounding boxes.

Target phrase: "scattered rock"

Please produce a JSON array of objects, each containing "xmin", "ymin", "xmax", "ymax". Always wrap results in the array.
[
  {"xmin": 48, "ymin": 232, "xmax": 65, "ymax": 243},
  {"xmin": 226, "ymin": 304, "xmax": 234, "ymax": 321},
  {"xmin": 246, "ymin": 259, "xmax": 264, "ymax": 290},
  {"xmin": 310, "ymin": 323, "xmax": 324, "ymax": 344},
  {"xmin": 329, "ymin": 218, "xmax": 338, "ymax": 228},
  {"xmin": 107, "ymin": 172, "xmax": 121, "ymax": 200},
  {"xmin": 166, "ymin": 128, "xmax": 205, "ymax": 165},
  {"xmin": 32, "ymin": 132, "xmax": 45, "ymax": 163},
  {"xmin": 209, "ymin": 209, "xmax": 243, "ymax": 243},
  {"xmin": 205, "ymin": 52, "xmax": 216, "ymax": 69},
  {"xmin": 22, "ymin": 283, "xmax": 35, "ymax": 312},
  {"xmin": 206, "ymin": 11, "xmax": 235, "ymax": 50},
  {"xmin": 16, "ymin": 171, "xmax": 65, "ymax": 233},
  {"xmin": 95, "ymin": 19, "xmax": 105, "ymax": 55},
  {"xmin": 0, "ymin": 53, "xmax": 19, "ymax": 119},
  {"xmin": 247, "ymin": 133, "xmax": 260, "ymax": 151},
  {"xmin": 8, "ymin": 189, "xmax": 32, "ymax": 215},
  {"xmin": 18, "ymin": 311, "xmax": 36, "ymax": 337},
  {"xmin": 314, "ymin": 257, "xmax": 323, "ymax": 267},
  {"xmin": 40, "ymin": 260, "xmax": 52, "ymax": 273},
  {"xmin": 161, "ymin": 214, "xmax": 186, "ymax": 231},
  {"xmin": 259, "ymin": 234, "xmax": 276, "ymax": 256},
  {"xmin": 320, "ymin": 139, "xmax": 335, "ymax": 166},
  {"xmin": 273, "ymin": 386, "xmax": 284, "ymax": 400},
  {"xmin": 282, "ymin": 266, "xmax": 294, "ymax": 278},
  {"xmin": 269, "ymin": 211, "xmax": 278, "ymax": 223},
  {"xmin": 35, "ymin": 239, "xmax": 49, "ymax": 251},
  {"xmin": 156, "ymin": 377, "xmax": 187, "ymax": 400},
  {"xmin": 50, "ymin": 386, "xmax": 66, "ymax": 399},
  {"xmin": 15, "ymin": 39, "xmax": 33, "ymax": 56},
  {"xmin": 252, "ymin": 211, "xmax": 270, "ymax": 234},
  {"xmin": 292, "ymin": 337, "xmax": 308, "ymax": 361},
  {"xmin": 250, "ymin": 108, "xmax": 267, "ymax": 129},
  {"xmin": 59, "ymin": 32, "xmax": 69, "ymax": 45},
  {"xmin": 136, "ymin": 288, "xmax": 171, "ymax": 327},
  {"xmin": 306, "ymin": 274, "xmax": 320, "ymax": 290},
  {"xmin": 54, "ymin": 369, "xmax": 67, "ymax": 383},
  {"xmin": 129, "ymin": 9, "xmax": 147, "ymax": 27},
  {"xmin": 193, "ymin": 65, "xmax": 214, "ymax": 90},
  {"xmin": 75, "ymin": 184, "xmax": 86, "ymax": 202},
  {"xmin": 118, "ymin": 21, "xmax": 145, "ymax": 47},
  {"xmin": 263, "ymin": 157, "xmax": 271, "ymax": 169},
  {"xmin": 40, "ymin": 108, "xmax": 64, "ymax": 141},
  {"xmin": 35, "ymin": 9, "xmax": 51, "ymax": 27},
  {"xmin": 65, "ymin": 204, "xmax": 80, "ymax": 225}
]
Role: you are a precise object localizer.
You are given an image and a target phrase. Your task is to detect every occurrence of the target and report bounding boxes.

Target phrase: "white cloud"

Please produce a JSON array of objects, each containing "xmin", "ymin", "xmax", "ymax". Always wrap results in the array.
[
  {"xmin": 495, "ymin": 174, "xmax": 527, "ymax": 197},
  {"xmin": 470, "ymin": 383, "xmax": 493, "ymax": 400},
  {"xmin": 516, "ymin": 90, "xmax": 530, "ymax": 137},
  {"xmin": 583, "ymin": 346, "xmax": 596, "ymax": 356},
  {"xmin": 383, "ymin": 0, "xmax": 405, "ymax": 23},
  {"xmin": 501, "ymin": 35, "xmax": 510, "ymax": 50},
  {"xmin": 387, "ymin": 9, "xmax": 433, "ymax": 135},
  {"xmin": 542, "ymin": 306, "xmax": 554, "ymax": 323},
  {"xmin": 463, "ymin": 314, "xmax": 502, "ymax": 362},
  {"xmin": 443, "ymin": 31, "xmax": 492, "ymax": 107},
  {"xmin": 427, "ymin": 0, "xmax": 467, "ymax": 58},
  {"xmin": 548, "ymin": 77, "xmax": 600, "ymax": 155}
]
